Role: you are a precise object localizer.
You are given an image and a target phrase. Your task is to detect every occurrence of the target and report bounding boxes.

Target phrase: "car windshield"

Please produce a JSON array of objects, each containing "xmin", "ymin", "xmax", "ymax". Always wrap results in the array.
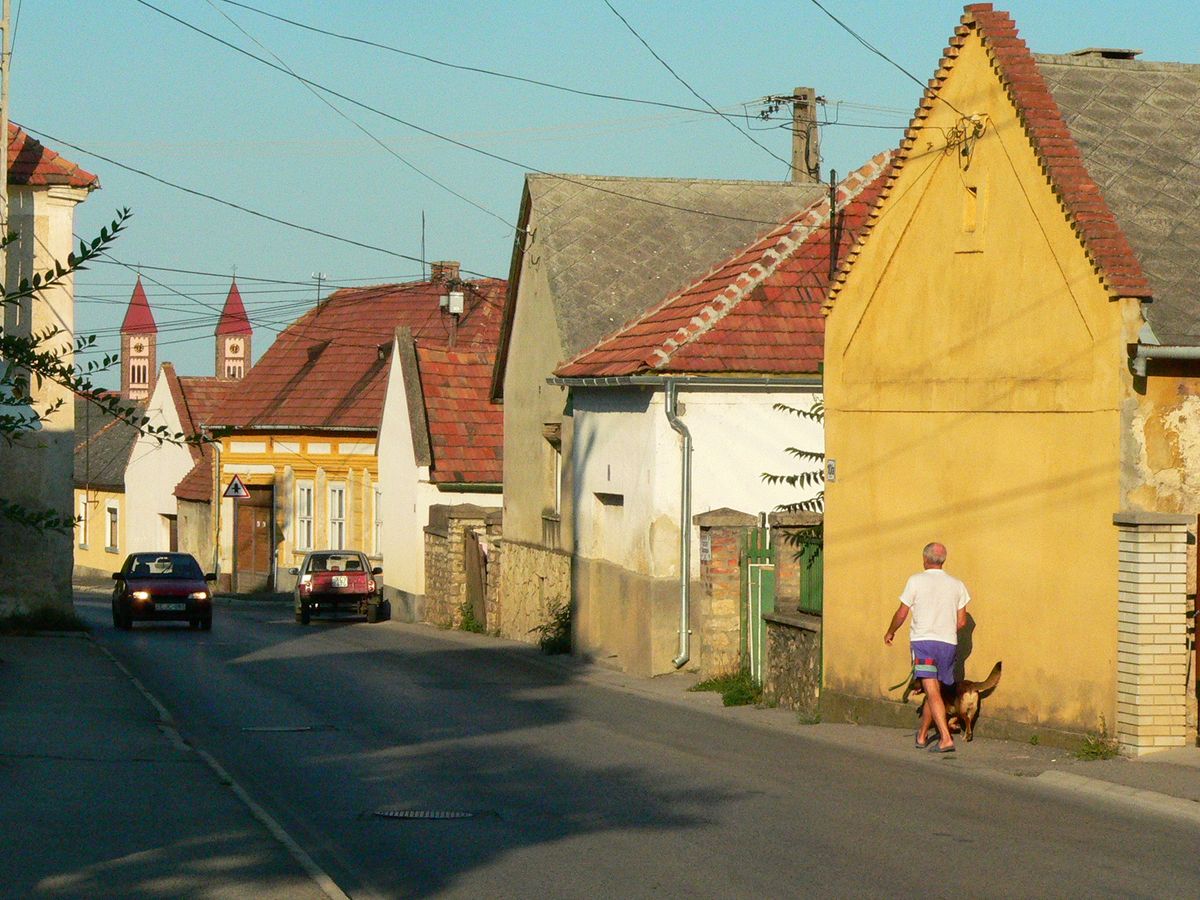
[
  {"xmin": 306, "ymin": 553, "xmax": 365, "ymax": 573},
  {"xmin": 126, "ymin": 554, "xmax": 203, "ymax": 579}
]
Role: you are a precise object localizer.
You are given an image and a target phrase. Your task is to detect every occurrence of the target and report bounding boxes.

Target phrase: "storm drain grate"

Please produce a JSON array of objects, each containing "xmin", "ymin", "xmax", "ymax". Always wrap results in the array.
[
  {"xmin": 241, "ymin": 725, "xmax": 333, "ymax": 733},
  {"xmin": 374, "ymin": 809, "xmax": 478, "ymax": 821}
]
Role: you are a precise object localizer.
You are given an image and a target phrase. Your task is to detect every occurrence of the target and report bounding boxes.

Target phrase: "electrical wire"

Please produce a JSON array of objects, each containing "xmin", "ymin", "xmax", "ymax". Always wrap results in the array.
[
  {"xmin": 133, "ymin": 0, "xmax": 796, "ymax": 228},
  {"xmin": 203, "ymin": 0, "xmax": 515, "ymax": 230},
  {"xmin": 601, "ymin": 0, "xmax": 792, "ymax": 171}
]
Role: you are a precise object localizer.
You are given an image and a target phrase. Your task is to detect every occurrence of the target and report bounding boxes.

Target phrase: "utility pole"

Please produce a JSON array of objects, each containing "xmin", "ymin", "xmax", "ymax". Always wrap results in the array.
[{"xmin": 0, "ymin": 0, "xmax": 11, "ymax": 293}]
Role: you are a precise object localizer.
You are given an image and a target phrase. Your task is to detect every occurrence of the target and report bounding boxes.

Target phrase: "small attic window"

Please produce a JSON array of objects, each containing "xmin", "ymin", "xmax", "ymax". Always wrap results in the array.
[{"xmin": 1068, "ymin": 47, "xmax": 1142, "ymax": 61}]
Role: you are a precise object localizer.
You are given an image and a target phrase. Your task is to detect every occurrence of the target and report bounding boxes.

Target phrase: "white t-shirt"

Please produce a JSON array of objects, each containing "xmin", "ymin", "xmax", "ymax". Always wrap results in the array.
[{"xmin": 899, "ymin": 568, "xmax": 970, "ymax": 644}]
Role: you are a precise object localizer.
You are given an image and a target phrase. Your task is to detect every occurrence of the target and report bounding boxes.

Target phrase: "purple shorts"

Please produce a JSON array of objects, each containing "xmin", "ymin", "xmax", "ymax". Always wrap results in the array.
[{"xmin": 911, "ymin": 640, "xmax": 956, "ymax": 687}]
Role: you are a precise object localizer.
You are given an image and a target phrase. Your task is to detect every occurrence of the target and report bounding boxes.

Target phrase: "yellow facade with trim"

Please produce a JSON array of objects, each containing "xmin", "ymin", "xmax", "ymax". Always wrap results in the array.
[
  {"xmin": 74, "ymin": 487, "xmax": 127, "ymax": 577},
  {"xmin": 822, "ymin": 32, "xmax": 1142, "ymax": 736},
  {"xmin": 215, "ymin": 432, "xmax": 381, "ymax": 591}
]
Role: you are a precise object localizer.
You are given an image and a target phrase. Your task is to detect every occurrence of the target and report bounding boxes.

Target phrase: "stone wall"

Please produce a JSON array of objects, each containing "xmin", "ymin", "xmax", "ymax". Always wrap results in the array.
[
  {"xmin": 423, "ymin": 504, "xmax": 490, "ymax": 628},
  {"xmin": 763, "ymin": 612, "xmax": 821, "ymax": 717},
  {"xmin": 694, "ymin": 508, "xmax": 757, "ymax": 676},
  {"xmin": 1114, "ymin": 512, "xmax": 1193, "ymax": 755},
  {"xmin": 769, "ymin": 510, "xmax": 822, "ymax": 611},
  {"xmin": 498, "ymin": 539, "xmax": 570, "ymax": 644}
]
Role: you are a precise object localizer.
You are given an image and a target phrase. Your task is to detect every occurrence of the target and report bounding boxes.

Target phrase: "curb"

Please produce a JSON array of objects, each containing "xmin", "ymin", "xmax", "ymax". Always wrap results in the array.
[{"xmin": 1035, "ymin": 770, "xmax": 1200, "ymax": 825}]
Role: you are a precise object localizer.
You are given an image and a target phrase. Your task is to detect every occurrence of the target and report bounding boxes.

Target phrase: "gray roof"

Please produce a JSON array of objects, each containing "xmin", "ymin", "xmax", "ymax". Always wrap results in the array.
[
  {"xmin": 525, "ymin": 174, "xmax": 827, "ymax": 357},
  {"xmin": 1036, "ymin": 53, "xmax": 1200, "ymax": 343},
  {"xmin": 74, "ymin": 400, "xmax": 143, "ymax": 490}
]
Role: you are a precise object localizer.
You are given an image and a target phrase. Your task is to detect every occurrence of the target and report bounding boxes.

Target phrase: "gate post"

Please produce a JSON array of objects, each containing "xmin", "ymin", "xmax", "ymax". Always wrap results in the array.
[{"xmin": 693, "ymin": 508, "xmax": 758, "ymax": 677}]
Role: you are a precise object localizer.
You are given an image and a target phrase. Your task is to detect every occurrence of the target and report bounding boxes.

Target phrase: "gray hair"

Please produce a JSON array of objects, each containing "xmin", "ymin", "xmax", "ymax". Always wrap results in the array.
[{"xmin": 923, "ymin": 542, "xmax": 947, "ymax": 566}]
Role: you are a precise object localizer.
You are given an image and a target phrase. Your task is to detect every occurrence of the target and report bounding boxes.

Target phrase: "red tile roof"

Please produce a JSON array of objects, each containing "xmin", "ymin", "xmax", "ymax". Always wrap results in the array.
[
  {"xmin": 174, "ymin": 450, "xmax": 214, "ymax": 503},
  {"xmin": 216, "ymin": 279, "xmax": 252, "ymax": 336},
  {"xmin": 556, "ymin": 152, "xmax": 893, "ymax": 378},
  {"xmin": 416, "ymin": 344, "xmax": 502, "ymax": 484},
  {"xmin": 828, "ymin": 4, "xmax": 1150, "ymax": 310},
  {"xmin": 121, "ymin": 276, "xmax": 157, "ymax": 334},
  {"xmin": 210, "ymin": 277, "xmax": 505, "ymax": 430},
  {"xmin": 8, "ymin": 123, "xmax": 99, "ymax": 189}
]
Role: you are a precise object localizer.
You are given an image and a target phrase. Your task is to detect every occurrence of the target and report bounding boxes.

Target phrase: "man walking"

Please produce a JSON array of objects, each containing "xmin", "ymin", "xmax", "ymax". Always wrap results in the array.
[{"xmin": 884, "ymin": 542, "xmax": 969, "ymax": 753}]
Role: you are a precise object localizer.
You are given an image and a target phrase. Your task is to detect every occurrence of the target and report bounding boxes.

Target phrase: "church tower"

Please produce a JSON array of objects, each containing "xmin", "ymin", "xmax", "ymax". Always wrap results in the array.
[
  {"xmin": 120, "ymin": 276, "xmax": 157, "ymax": 401},
  {"xmin": 216, "ymin": 278, "xmax": 252, "ymax": 379}
]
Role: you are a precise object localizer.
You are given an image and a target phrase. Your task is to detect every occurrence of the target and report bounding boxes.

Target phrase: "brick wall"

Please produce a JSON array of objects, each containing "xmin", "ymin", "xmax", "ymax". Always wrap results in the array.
[
  {"xmin": 423, "ymin": 504, "xmax": 490, "ymax": 628},
  {"xmin": 1114, "ymin": 512, "xmax": 1192, "ymax": 755},
  {"xmin": 694, "ymin": 509, "xmax": 757, "ymax": 676}
]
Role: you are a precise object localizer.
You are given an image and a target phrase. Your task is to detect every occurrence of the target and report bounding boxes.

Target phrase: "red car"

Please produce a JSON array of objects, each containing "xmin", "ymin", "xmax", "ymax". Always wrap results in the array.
[
  {"xmin": 112, "ymin": 552, "xmax": 216, "ymax": 630},
  {"xmin": 291, "ymin": 550, "xmax": 386, "ymax": 624}
]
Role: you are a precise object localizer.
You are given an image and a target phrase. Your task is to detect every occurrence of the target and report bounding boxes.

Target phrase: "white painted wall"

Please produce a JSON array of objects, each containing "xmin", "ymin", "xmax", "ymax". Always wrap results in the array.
[
  {"xmin": 378, "ymin": 340, "xmax": 501, "ymax": 599},
  {"xmin": 125, "ymin": 369, "xmax": 194, "ymax": 553},
  {"xmin": 572, "ymin": 385, "xmax": 824, "ymax": 578}
]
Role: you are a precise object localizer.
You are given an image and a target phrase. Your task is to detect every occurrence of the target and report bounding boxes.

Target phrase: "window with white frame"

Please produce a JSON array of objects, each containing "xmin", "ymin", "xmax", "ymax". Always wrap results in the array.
[
  {"xmin": 105, "ymin": 503, "xmax": 119, "ymax": 552},
  {"xmin": 295, "ymin": 482, "xmax": 314, "ymax": 551},
  {"xmin": 373, "ymin": 487, "xmax": 383, "ymax": 555},
  {"xmin": 77, "ymin": 496, "xmax": 89, "ymax": 549},
  {"xmin": 329, "ymin": 484, "xmax": 346, "ymax": 550}
]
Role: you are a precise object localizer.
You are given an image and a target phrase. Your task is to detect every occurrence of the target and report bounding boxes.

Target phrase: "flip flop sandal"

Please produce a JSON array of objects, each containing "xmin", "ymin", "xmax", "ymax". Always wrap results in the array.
[
  {"xmin": 915, "ymin": 734, "xmax": 936, "ymax": 749},
  {"xmin": 928, "ymin": 743, "xmax": 956, "ymax": 753}
]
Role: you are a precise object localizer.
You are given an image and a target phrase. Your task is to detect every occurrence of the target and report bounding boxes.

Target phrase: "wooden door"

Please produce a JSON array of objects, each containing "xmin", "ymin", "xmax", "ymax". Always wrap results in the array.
[{"xmin": 234, "ymin": 487, "xmax": 273, "ymax": 592}]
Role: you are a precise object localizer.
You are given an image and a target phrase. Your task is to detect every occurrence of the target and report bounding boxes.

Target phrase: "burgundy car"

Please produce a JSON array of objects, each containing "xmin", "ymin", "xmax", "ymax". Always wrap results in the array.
[
  {"xmin": 112, "ymin": 552, "xmax": 215, "ymax": 631},
  {"xmin": 291, "ymin": 550, "xmax": 386, "ymax": 624}
]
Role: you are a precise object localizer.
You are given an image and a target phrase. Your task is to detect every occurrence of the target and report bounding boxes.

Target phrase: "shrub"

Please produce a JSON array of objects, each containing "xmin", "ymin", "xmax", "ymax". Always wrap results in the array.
[
  {"xmin": 530, "ymin": 600, "xmax": 571, "ymax": 654},
  {"xmin": 689, "ymin": 669, "xmax": 763, "ymax": 706}
]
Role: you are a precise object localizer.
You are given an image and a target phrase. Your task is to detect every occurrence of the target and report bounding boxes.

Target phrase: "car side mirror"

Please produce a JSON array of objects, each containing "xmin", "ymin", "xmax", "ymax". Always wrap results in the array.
[
  {"xmin": 204, "ymin": 573, "xmax": 217, "ymax": 582},
  {"xmin": 111, "ymin": 572, "xmax": 121, "ymax": 580},
  {"xmin": 288, "ymin": 567, "xmax": 299, "ymax": 575},
  {"xmin": 371, "ymin": 566, "xmax": 383, "ymax": 575}
]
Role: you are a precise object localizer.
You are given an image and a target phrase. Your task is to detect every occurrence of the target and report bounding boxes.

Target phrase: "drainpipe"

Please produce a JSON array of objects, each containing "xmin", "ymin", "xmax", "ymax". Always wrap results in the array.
[
  {"xmin": 664, "ymin": 379, "xmax": 693, "ymax": 669},
  {"xmin": 1132, "ymin": 343, "xmax": 1200, "ymax": 377}
]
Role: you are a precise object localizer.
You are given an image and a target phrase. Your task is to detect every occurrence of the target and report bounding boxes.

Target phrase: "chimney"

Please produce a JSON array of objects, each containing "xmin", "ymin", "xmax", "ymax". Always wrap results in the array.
[
  {"xmin": 1068, "ymin": 47, "xmax": 1142, "ymax": 60},
  {"xmin": 791, "ymin": 86, "xmax": 821, "ymax": 183},
  {"xmin": 430, "ymin": 260, "xmax": 460, "ymax": 283}
]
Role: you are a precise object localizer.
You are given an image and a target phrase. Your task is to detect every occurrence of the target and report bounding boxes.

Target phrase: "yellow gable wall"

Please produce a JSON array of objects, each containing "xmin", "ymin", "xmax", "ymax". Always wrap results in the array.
[
  {"xmin": 824, "ymin": 32, "xmax": 1140, "ymax": 734},
  {"xmin": 74, "ymin": 487, "xmax": 126, "ymax": 576}
]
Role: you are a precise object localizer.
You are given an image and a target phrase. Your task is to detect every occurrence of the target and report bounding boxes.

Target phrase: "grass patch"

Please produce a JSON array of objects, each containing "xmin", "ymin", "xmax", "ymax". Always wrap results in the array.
[
  {"xmin": 0, "ymin": 605, "xmax": 89, "ymax": 635},
  {"xmin": 797, "ymin": 709, "xmax": 822, "ymax": 725},
  {"xmin": 689, "ymin": 670, "xmax": 763, "ymax": 707},
  {"xmin": 457, "ymin": 600, "xmax": 486, "ymax": 634},
  {"xmin": 530, "ymin": 601, "xmax": 571, "ymax": 655},
  {"xmin": 1075, "ymin": 716, "xmax": 1120, "ymax": 760}
]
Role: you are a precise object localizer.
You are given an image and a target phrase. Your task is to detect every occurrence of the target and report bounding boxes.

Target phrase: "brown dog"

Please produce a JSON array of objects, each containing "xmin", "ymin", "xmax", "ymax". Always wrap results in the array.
[{"xmin": 905, "ymin": 661, "xmax": 1002, "ymax": 742}]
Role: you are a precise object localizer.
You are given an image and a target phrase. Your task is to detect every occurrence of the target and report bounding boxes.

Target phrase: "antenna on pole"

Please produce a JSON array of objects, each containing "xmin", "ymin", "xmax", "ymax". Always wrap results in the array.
[
  {"xmin": 421, "ymin": 210, "xmax": 427, "ymax": 280},
  {"xmin": 312, "ymin": 271, "xmax": 327, "ymax": 304}
]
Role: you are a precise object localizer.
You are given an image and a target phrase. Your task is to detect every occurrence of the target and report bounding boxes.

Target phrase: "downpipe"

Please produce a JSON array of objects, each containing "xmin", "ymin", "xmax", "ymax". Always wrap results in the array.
[{"xmin": 665, "ymin": 380, "xmax": 693, "ymax": 669}]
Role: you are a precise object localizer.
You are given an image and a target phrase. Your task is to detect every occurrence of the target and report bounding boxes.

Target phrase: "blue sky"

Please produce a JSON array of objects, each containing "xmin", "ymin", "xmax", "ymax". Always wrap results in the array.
[{"xmin": 12, "ymin": 1, "xmax": 1197, "ymax": 385}]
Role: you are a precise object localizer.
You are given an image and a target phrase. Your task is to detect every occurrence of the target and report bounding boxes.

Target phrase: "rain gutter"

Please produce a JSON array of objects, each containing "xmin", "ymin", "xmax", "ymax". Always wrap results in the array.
[
  {"xmin": 550, "ymin": 371, "xmax": 822, "ymax": 670},
  {"xmin": 1132, "ymin": 344, "xmax": 1200, "ymax": 377}
]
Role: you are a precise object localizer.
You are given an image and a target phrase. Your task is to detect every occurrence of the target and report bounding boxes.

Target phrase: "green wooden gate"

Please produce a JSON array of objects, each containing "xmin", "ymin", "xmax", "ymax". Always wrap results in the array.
[
  {"xmin": 741, "ymin": 527, "xmax": 776, "ymax": 683},
  {"xmin": 797, "ymin": 540, "xmax": 823, "ymax": 616}
]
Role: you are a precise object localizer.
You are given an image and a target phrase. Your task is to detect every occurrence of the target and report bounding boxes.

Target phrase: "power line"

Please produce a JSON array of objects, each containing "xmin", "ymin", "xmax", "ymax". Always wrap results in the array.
[
  {"xmin": 601, "ymin": 0, "xmax": 792, "ymax": 171},
  {"xmin": 203, "ymin": 0, "xmax": 515, "ymax": 230},
  {"xmin": 806, "ymin": 0, "xmax": 967, "ymax": 118},
  {"xmin": 134, "ymin": 1, "xmax": 793, "ymax": 228},
  {"xmin": 217, "ymin": 0, "xmax": 772, "ymax": 122}
]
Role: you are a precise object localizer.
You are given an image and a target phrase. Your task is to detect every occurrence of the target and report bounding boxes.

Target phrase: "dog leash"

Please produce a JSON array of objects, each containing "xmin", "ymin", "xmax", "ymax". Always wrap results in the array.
[{"xmin": 888, "ymin": 664, "xmax": 915, "ymax": 693}]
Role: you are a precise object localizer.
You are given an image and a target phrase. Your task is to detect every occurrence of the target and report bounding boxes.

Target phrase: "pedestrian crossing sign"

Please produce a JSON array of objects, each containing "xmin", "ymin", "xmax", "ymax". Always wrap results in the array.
[{"xmin": 223, "ymin": 474, "xmax": 251, "ymax": 500}]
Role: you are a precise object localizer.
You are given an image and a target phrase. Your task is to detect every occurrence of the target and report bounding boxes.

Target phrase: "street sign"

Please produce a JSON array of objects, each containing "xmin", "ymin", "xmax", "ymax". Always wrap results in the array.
[{"xmin": 223, "ymin": 474, "xmax": 251, "ymax": 500}]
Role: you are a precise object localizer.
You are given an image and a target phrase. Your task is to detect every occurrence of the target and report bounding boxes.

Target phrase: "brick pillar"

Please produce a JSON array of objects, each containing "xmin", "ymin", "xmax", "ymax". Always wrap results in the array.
[
  {"xmin": 1113, "ymin": 512, "xmax": 1192, "ymax": 756},
  {"xmin": 693, "ymin": 508, "xmax": 758, "ymax": 677}
]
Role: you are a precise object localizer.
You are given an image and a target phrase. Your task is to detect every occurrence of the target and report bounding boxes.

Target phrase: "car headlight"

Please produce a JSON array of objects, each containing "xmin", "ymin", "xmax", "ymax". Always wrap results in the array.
[
  {"xmin": 189, "ymin": 591, "xmax": 209, "ymax": 601},
  {"xmin": 131, "ymin": 591, "xmax": 151, "ymax": 601}
]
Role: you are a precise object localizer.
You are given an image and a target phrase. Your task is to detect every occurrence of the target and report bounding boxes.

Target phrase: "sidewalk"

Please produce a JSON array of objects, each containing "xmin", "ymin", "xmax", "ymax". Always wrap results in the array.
[{"xmin": 0, "ymin": 631, "xmax": 329, "ymax": 899}]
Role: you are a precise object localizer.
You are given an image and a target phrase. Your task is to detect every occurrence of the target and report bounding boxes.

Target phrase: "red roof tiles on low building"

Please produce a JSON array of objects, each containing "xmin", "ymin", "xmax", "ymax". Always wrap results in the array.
[
  {"xmin": 556, "ymin": 152, "xmax": 893, "ymax": 378},
  {"xmin": 415, "ymin": 344, "xmax": 502, "ymax": 484},
  {"xmin": 211, "ymin": 278, "xmax": 505, "ymax": 430},
  {"xmin": 8, "ymin": 123, "xmax": 99, "ymax": 189}
]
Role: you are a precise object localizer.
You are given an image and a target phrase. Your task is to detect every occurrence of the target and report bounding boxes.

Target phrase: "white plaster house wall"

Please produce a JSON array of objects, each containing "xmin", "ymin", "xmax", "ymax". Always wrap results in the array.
[
  {"xmin": 124, "ymin": 369, "xmax": 192, "ymax": 553},
  {"xmin": 378, "ymin": 339, "xmax": 500, "ymax": 612},
  {"xmin": 0, "ymin": 184, "xmax": 92, "ymax": 611},
  {"xmin": 572, "ymin": 385, "xmax": 824, "ymax": 578}
]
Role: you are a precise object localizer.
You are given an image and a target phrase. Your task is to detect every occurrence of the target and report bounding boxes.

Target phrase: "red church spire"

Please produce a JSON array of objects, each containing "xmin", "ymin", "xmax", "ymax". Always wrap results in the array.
[
  {"xmin": 216, "ymin": 278, "xmax": 252, "ymax": 336},
  {"xmin": 120, "ymin": 275, "xmax": 157, "ymax": 334}
]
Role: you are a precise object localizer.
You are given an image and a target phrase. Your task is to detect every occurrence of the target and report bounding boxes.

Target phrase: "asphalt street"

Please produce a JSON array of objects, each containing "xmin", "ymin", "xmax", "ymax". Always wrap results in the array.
[{"xmin": 57, "ymin": 590, "xmax": 1200, "ymax": 898}]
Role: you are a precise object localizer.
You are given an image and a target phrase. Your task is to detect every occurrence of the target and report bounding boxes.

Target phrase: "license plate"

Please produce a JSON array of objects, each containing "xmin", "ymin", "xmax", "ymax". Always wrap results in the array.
[
  {"xmin": 332, "ymin": 575, "xmax": 348, "ymax": 588},
  {"xmin": 157, "ymin": 603, "xmax": 185, "ymax": 611}
]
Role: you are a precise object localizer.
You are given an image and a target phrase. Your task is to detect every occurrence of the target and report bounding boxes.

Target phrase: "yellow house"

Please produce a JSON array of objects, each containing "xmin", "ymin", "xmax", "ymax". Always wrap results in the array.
[
  {"xmin": 74, "ymin": 398, "xmax": 142, "ymax": 578},
  {"xmin": 821, "ymin": 4, "xmax": 1196, "ymax": 754},
  {"xmin": 207, "ymin": 264, "xmax": 504, "ymax": 593}
]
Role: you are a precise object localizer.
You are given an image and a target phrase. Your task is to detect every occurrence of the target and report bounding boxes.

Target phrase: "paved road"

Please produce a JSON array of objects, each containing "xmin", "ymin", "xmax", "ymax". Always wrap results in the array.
[{"xmin": 76, "ymin": 592, "xmax": 1200, "ymax": 899}]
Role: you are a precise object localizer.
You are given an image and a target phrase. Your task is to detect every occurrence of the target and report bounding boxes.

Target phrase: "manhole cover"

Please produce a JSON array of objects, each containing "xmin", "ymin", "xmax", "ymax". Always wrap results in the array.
[
  {"xmin": 374, "ymin": 809, "xmax": 477, "ymax": 820},
  {"xmin": 241, "ymin": 725, "xmax": 331, "ymax": 733}
]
